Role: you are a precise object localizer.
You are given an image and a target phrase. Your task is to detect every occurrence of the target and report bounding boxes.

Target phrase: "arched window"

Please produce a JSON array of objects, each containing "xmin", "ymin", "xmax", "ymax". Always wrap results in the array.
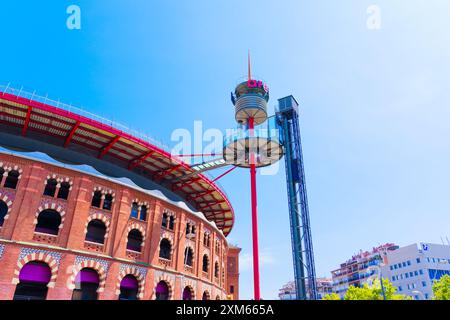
[
  {"xmin": 161, "ymin": 213, "xmax": 168, "ymax": 228},
  {"xmin": 35, "ymin": 210, "xmax": 61, "ymax": 235},
  {"xmin": 182, "ymin": 286, "xmax": 193, "ymax": 300},
  {"xmin": 203, "ymin": 233, "xmax": 209, "ymax": 247},
  {"xmin": 159, "ymin": 238, "xmax": 172, "ymax": 260},
  {"xmin": 130, "ymin": 202, "xmax": 139, "ymax": 219},
  {"xmin": 57, "ymin": 182, "xmax": 71, "ymax": 200},
  {"xmin": 119, "ymin": 275, "xmax": 139, "ymax": 300},
  {"xmin": 127, "ymin": 229, "xmax": 143, "ymax": 252},
  {"xmin": 4, "ymin": 170, "xmax": 19, "ymax": 189},
  {"xmin": 103, "ymin": 194, "xmax": 113, "ymax": 211},
  {"xmin": 43, "ymin": 179, "xmax": 57, "ymax": 197},
  {"xmin": 72, "ymin": 268, "xmax": 100, "ymax": 300},
  {"xmin": 85, "ymin": 219, "xmax": 107, "ymax": 244},
  {"xmin": 140, "ymin": 205, "xmax": 147, "ymax": 221},
  {"xmin": 0, "ymin": 200, "xmax": 8, "ymax": 227},
  {"xmin": 13, "ymin": 261, "xmax": 51, "ymax": 300},
  {"xmin": 202, "ymin": 255, "xmax": 209, "ymax": 273},
  {"xmin": 202, "ymin": 291, "xmax": 210, "ymax": 300},
  {"xmin": 185, "ymin": 223, "xmax": 191, "ymax": 235},
  {"xmin": 155, "ymin": 281, "xmax": 169, "ymax": 300},
  {"xmin": 184, "ymin": 247, "xmax": 194, "ymax": 267},
  {"xmin": 214, "ymin": 262, "xmax": 220, "ymax": 278},
  {"xmin": 0, "ymin": 167, "xmax": 4, "ymax": 185},
  {"xmin": 91, "ymin": 191, "xmax": 102, "ymax": 208},
  {"xmin": 169, "ymin": 215, "xmax": 175, "ymax": 230}
]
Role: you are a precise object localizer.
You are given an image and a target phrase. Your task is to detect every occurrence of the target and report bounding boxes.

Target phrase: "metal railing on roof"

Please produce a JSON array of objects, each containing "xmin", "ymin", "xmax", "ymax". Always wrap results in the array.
[
  {"xmin": 0, "ymin": 83, "xmax": 169, "ymax": 151},
  {"xmin": 0, "ymin": 83, "xmax": 230, "ymax": 199}
]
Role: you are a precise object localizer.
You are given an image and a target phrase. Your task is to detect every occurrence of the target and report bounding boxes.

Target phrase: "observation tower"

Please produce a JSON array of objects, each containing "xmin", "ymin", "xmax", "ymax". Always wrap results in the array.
[{"xmin": 224, "ymin": 54, "xmax": 283, "ymax": 300}]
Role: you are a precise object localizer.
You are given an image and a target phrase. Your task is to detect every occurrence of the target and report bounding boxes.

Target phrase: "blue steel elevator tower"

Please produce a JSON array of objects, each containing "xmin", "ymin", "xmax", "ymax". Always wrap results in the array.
[{"xmin": 276, "ymin": 96, "xmax": 318, "ymax": 300}]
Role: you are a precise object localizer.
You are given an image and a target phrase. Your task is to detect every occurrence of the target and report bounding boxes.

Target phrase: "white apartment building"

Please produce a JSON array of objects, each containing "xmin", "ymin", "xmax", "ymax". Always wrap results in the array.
[{"xmin": 382, "ymin": 243, "xmax": 450, "ymax": 300}]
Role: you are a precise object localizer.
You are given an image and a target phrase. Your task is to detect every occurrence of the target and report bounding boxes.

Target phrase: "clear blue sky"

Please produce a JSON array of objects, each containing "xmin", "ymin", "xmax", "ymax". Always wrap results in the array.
[{"xmin": 1, "ymin": 1, "xmax": 450, "ymax": 299}]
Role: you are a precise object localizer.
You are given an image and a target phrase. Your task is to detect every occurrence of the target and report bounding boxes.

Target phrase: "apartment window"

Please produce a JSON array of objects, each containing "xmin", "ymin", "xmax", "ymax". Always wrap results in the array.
[
  {"xmin": 419, "ymin": 269, "xmax": 423, "ymax": 275},
  {"xmin": 407, "ymin": 261, "xmax": 411, "ymax": 266},
  {"xmin": 416, "ymin": 258, "xmax": 421, "ymax": 264},
  {"xmin": 410, "ymin": 272, "xmax": 413, "ymax": 277},
  {"xmin": 392, "ymin": 276, "xmax": 395, "ymax": 281},
  {"xmin": 394, "ymin": 265, "xmax": 398, "ymax": 270},
  {"xmin": 398, "ymin": 286, "xmax": 402, "ymax": 292},
  {"xmin": 425, "ymin": 294, "xmax": 429, "ymax": 299},
  {"xmin": 390, "ymin": 266, "xmax": 393, "ymax": 271},
  {"xmin": 414, "ymin": 271, "xmax": 418, "ymax": 276},
  {"xmin": 402, "ymin": 262, "xmax": 406, "ymax": 267},
  {"xmin": 422, "ymin": 281, "xmax": 427, "ymax": 287},
  {"xmin": 405, "ymin": 273, "xmax": 409, "ymax": 279}
]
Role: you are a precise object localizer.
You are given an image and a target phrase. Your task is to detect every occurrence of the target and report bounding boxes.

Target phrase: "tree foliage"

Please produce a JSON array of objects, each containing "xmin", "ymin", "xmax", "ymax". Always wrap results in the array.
[
  {"xmin": 432, "ymin": 275, "xmax": 450, "ymax": 300},
  {"xmin": 322, "ymin": 293, "xmax": 341, "ymax": 300},
  {"xmin": 322, "ymin": 278, "xmax": 410, "ymax": 300}
]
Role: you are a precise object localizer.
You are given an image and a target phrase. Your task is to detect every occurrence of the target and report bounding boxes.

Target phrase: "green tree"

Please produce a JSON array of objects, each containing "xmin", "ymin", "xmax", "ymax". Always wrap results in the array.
[
  {"xmin": 343, "ymin": 278, "xmax": 409, "ymax": 300},
  {"xmin": 322, "ymin": 293, "xmax": 341, "ymax": 300},
  {"xmin": 432, "ymin": 275, "xmax": 450, "ymax": 300}
]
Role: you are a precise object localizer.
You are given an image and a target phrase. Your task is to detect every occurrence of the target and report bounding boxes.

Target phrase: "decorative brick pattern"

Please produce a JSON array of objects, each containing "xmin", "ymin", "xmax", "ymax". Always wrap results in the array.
[
  {"xmin": 182, "ymin": 278, "xmax": 197, "ymax": 300},
  {"xmin": 33, "ymin": 202, "xmax": 66, "ymax": 233},
  {"xmin": 126, "ymin": 222, "xmax": 147, "ymax": 247},
  {"xmin": 116, "ymin": 264, "xmax": 147, "ymax": 299},
  {"xmin": 0, "ymin": 192, "xmax": 13, "ymax": 222},
  {"xmin": 70, "ymin": 256, "xmax": 110, "ymax": 292},
  {"xmin": 13, "ymin": 248, "xmax": 61, "ymax": 287},
  {"xmin": 153, "ymin": 272, "xmax": 175, "ymax": 300},
  {"xmin": 84, "ymin": 212, "xmax": 111, "ymax": 239}
]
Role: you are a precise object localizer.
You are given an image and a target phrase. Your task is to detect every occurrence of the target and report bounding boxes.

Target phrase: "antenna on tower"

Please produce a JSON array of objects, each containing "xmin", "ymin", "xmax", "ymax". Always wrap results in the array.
[{"xmin": 248, "ymin": 50, "xmax": 252, "ymax": 80}]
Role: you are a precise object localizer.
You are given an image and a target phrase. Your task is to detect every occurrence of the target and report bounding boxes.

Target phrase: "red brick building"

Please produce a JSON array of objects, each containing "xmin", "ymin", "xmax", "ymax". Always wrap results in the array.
[
  {"xmin": 0, "ymin": 87, "xmax": 242, "ymax": 300},
  {"xmin": 0, "ymin": 152, "xmax": 241, "ymax": 300}
]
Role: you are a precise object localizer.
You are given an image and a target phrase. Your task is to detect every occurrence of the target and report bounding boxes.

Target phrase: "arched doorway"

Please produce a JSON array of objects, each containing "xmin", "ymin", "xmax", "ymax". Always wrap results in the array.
[
  {"xmin": 155, "ymin": 281, "xmax": 170, "ymax": 300},
  {"xmin": 13, "ymin": 261, "xmax": 51, "ymax": 300},
  {"xmin": 119, "ymin": 275, "xmax": 139, "ymax": 300},
  {"xmin": 182, "ymin": 286, "xmax": 193, "ymax": 300},
  {"xmin": 72, "ymin": 268, "xmax": 100, "ymax": 300},
  {"xmin": 202, "ymin": 291, "xmax": 210, "ymax": 300}
]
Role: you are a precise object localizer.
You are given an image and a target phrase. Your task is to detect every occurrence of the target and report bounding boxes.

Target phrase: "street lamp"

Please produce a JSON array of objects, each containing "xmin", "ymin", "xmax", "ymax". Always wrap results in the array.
[{"xmin": 367, "ymin": 264, "xmax": 387, "ymax": 300}]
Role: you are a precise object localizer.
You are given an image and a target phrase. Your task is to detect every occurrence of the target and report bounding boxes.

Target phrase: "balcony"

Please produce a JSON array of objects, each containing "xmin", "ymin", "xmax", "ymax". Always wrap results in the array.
[
  {"xmin": 159, "ymin": 258, "xmax": 172, "ymax": 269},
  {"xmin": 84, "ymin": 241, "xmax": 105, "ymax": 253},
  {"xmin": 126, "ymin": 249, "xmax": 142, "ymax": 261},
  {"xmin": 33, "ymin": 232, "xmax": 58, "ymax": 245}
]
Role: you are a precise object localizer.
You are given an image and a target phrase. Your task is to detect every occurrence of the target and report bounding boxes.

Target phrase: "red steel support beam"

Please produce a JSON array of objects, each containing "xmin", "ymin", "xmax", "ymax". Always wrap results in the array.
[
  {"xmin": 189, "ymin": 189, "xmax": 216, "ymax": 201},
  {"xmin": 172, "ymin": 177, "xmax": 202, "ymax": 192},
  {"xmin": 21, "ymin": 106, "xmax": 32, "ymax": 136},
  {"xmin": 249, "ymin": 116, "xmax": 261, "ymax": 300},
  {"xmin": 153, "ymin": 164, "xmax": 182, "ymax": 181},
  {"xmin": 128, "ymin": 151, "xmax": 155, "ymax": 170},
  {"xmin": 198, "ymin": 200, "xmax": 227, "ymax": 208},
  {"xmin": 98, "ymin": 136, "xmax": 120, "ymax": 159},
  {"xmin": 64, "ymin": 121, "xmax": 81, "ymax": 147}
]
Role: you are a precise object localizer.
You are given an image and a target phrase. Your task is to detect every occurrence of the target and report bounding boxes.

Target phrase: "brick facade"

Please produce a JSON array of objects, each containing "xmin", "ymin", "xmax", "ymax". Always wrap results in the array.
[{"xmin": 0, "ymin": 153, "xmax": 239, "ymax": 300}]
